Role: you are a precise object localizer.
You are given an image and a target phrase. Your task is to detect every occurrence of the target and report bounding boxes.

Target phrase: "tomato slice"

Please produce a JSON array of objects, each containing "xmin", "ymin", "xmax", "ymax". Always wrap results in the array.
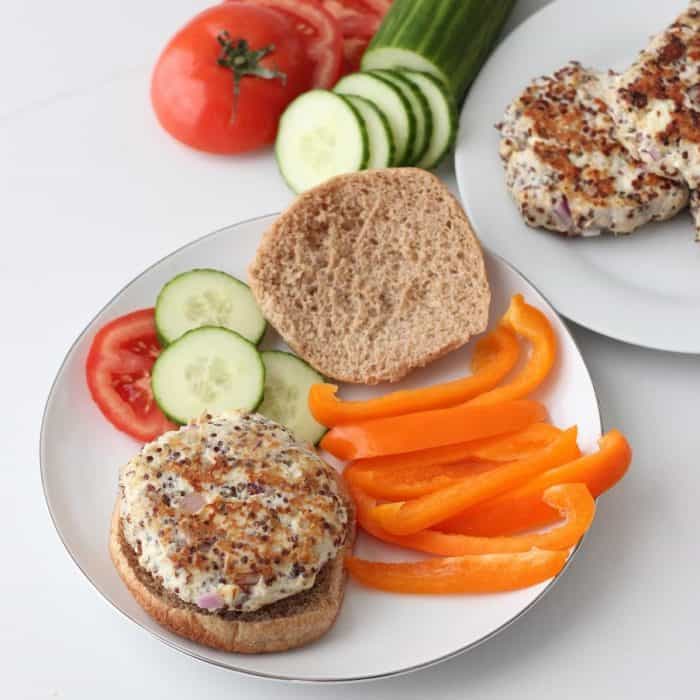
[
  {"xmin": 234, "ymin": 0, "xmax": 344, "ymax": 88},
  {"xmin": 320, "ymin": 0, "xmax": 393, "ymax": 76},
  {"xmin": 362, "ymin": 0, "xmax": 392, "ymax": 14},
  {"xmin": 85, "ymin": 308, "xmax": 176, "ymax": 442},
  {"xmin": 342, "ymin": 36, "xmax": 370, "ymax": 74},
  {"xmin": 322, "ymin": 1, "xmax": 381, "ymax": 38}
]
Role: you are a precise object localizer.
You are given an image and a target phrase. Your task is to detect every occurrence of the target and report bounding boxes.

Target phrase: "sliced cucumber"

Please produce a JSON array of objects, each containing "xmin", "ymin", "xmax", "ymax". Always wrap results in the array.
[
  {"xmin": 151, "ymin": 326, "xmax": 264, "ymax": 424},
  {"xmin": 155, "ymin": 269, "xmax": 266, "ymax": 346},
  {"xmin": 399, "ymin": 70, "xmax": 457, "ymax": 170},
  {"xmin": 335, "ymin": 72, "xmax": 415, "ymax": 166},
  {"xmin": 276, "ymin": 89, "xmax": 368, "ymax": 193},
  {"xmin": 361, "ymin": 0, "xmax": 516, "ymax": 104},
  {"xmin": 257, "ymin": 351, "xmax": 327, "ymax": 445},
  {"xmin": 345, "ymin": 95, "xmax": 395, "ymax": 169},
  {"xmin": 369, "ymin": 70, "xmax": 431, "ymax": 165},
  {"xmin": 364, "ymin": 48, "xmax": 441, "ymax": 85}
]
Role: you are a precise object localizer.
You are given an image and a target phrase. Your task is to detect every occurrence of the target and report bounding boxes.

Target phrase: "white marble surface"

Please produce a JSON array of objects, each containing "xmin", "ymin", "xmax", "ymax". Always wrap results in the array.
[{"xmin": 1, "ymin": 1, "xmax": 697, "ymax": 698}]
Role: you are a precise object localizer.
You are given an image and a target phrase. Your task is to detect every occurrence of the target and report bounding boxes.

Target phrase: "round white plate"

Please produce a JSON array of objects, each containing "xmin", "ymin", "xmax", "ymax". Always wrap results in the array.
[
  {"xmin": 455, "ymin": 0, "xmax": 700, "ymax": 354},
  {"xmin": 41, "ymin": 214, "xmax": 601, "ymax": 682}
]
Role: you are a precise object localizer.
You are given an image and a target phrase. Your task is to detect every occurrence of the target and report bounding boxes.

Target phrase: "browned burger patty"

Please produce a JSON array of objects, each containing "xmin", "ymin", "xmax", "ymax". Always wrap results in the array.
[
  {"xmin": 604, "ymin": 1, "xmax": 700, "ymax": 190},
  {"xmin": 110, "ymin": 411, "xmax": 355, "ymax": 653},
  {"xmin": 499, "ymin": 62, "xmax": 688, "ymax": 236}
]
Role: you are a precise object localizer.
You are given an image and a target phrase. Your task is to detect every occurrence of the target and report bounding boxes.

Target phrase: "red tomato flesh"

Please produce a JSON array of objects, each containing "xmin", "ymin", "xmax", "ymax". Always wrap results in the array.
[
  {"xmin": 362, "ymin": 0, "xmax": 392, "ymax": 13},
  {"xmin": 86, "ymin": 308, "xmax": 175, "ymax": 443},
  {"xmin": 342, "ymin": 36, "xmax": 370, "ymax": 74},
  {"xmin": 152, "ymin": 3, "xmax": 313, "ymax": 154},
  {"xmin": 322, "ymin": 0, "xmax": 381, "ymax": 38},
  {"xmin": 232, "ymin": 0, "xmax": 344, "ymax": 88},
  {"xmin": 318, "ymin": 0, "xmax": 393, "ymax": 76}
]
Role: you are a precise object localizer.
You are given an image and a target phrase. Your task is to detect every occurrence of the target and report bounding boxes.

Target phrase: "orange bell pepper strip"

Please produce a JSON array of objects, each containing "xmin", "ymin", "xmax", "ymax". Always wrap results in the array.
[
  {"xmin": 438, "ymin": 430, "xmax": 631, "ymax": 537},
  {"xmin": 469, "ymin": 294, "xmax": 557, "ymax": 407},
  {"xmin": 347, "ymin": 422, "xmax": 564, "ymax": 474},
  {"xmin": 308, "ymin": 326, "xmax": 520, "ymax": 426},
  {"xmin": 345, "ymin": 549, "xmax": 569, "ymax": 594},
  {"xmin": 371, "ymin": 426, "xmax": 579, "ymax": 535},
  {"xmin": 346, "ymin": 460, "xmax": 501, "ymax": 501},
  {"xmin": 465, "ymin": 422, "xmax": 563, "ymax": 462},
  {"xmin": 350, "ymin": 483, "xmax": 595, "ymax": 555},
  {"xmin": 320, "ymin": 399, "xmax": 548, "ymax": 461}
]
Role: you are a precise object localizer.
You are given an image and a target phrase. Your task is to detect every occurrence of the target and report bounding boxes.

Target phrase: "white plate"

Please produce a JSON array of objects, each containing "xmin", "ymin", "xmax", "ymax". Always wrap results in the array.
[
  {"xmin": 455, "ymin": 0, "xmax": 700, "ymax": 354},
  {"xmin": 41, "ymin": 214, "xmax": 601, "ymax": 682}
]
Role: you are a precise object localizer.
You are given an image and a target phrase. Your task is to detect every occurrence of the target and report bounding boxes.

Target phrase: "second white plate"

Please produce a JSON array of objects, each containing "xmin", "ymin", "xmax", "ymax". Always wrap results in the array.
[{"xmin": 456, "ymin": 0, "xmax": 700, "ymax": 354}]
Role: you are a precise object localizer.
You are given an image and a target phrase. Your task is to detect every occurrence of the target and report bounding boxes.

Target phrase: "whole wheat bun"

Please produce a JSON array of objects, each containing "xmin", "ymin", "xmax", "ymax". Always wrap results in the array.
[
  {"xmin": 248, "ymin": 168, "xmax": 491, "ymax": 384},
  {"xmin": 109, "ymin": 473, "xmax": 356, "ymax": 654}
]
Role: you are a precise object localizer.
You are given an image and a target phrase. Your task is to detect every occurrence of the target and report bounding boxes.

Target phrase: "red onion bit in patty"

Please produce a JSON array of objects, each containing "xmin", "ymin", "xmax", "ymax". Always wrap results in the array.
[
  {"xmin": 181, "ymin": 492, "xmax": 205, "ymax": 514},
  {"xmin": 641, "ymin": 146, "xmax": 661, "ymax": 162},
  {"xmin": 197, "ymin": 592, "xmax": 224, "ymax": 610},
  {"xmin": 554, "ymin": 195, "xmax": 574, "ymax": 230}
]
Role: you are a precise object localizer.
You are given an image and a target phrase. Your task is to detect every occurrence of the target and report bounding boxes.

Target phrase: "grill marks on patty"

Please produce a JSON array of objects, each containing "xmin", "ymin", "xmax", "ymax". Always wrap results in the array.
[
  {"xmin": 498, "ymin": 62, "xmax": 688, "ymax": 236},
  {"xmin": 620, "ymin": 33, "xmax": 700, "ymax": 147},
  {"xmin": 119, "ymin": 412, "xmax": 349, "ymax": 613},
  {"xmin": 523, "ymin": 86, "xmax": 627, "ymax": 205},
  {"xmin": 603, "ymin": 1, "xmax": 700, "ymax": 195}
]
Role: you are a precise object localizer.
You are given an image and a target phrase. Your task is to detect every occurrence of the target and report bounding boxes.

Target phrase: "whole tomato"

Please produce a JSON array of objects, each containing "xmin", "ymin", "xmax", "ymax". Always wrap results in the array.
[{"xmin": 151, "ymin": 3, "xmax": 313, "ymax": 154}]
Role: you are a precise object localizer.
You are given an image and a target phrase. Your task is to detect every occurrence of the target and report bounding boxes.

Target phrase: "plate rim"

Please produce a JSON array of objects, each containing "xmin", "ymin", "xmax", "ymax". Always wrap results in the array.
[
  {"xmin": 39, "ymin": 212, "xmax": 602, "ymax": 684},
  {"xmin": 454, "ymin": 0, "xmax": 700, "ymax": 356}
]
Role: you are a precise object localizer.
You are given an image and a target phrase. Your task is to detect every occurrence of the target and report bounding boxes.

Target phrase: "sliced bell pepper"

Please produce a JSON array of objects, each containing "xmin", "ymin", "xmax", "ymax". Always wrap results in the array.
[
  {"xmin": 346, "ymin": 460, "xmax": 501, "ymax": 500},
  {"xmin": 469, "ymin": 294, "xmax": 557, "ymax": 407},
  {"xmin": 308, "ymin": 326, "xmax": 520, "ymax": 426},
  {"xmin": 350, "ymin": 482, "xmax": 595, "ymax": 555},
  {"xmin": 346, "ymin": 422, "xmax": 564, "ymax": 473},
  {"xmin": 371, "ymin": 427, "xmax": 579, "ymax": 535},
  {"xmin": 320, "ymin": 398, "xmax": 548, "ymax": 461},
  {"xmin": 439, "ymin": 430, "xmax": 631, "ymax": 537},
  {"xmin": 465, "ymin": 422, "xmax": 563, "ymax": 462},
  {"xmin": 345, "ymin": 548, "xmax": 569, "ymax": 594}
]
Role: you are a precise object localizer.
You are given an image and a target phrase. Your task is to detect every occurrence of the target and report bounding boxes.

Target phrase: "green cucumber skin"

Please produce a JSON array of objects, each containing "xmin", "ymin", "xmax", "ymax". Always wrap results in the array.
[
  {"xmin": 152, "ymin": 326, "xmax": 265, "ymax": 425},
  {"xmin": 339, "ymin": 94, "xmax": 370, "ymax": 172},
  {"xmin": 370, "ymin": 70, "xmax": 432, "ymax": 166},
  {"xmin": 155, "ymin": 268, "xmax": 266, "ymax": 347},
  {"xmin": 363, "ymin": 0, "xmax": 516, "ymax": 103},
  {"xmin": 401, "ymin": 70, "xmax": 458, "ymax": 170},
  {"xmin": 345, "ymin": 95, "xmax": 396, "ymax": 169},
  {"xmin": 335, "ymin": 73, "xmax": 416, "ymax": 166},
  {"xmin": 258, "ymin": 350, "xmax": 328, "ymax": 445}
]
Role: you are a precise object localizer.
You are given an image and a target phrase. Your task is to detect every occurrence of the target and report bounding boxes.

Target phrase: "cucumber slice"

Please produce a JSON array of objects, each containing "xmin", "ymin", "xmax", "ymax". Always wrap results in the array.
[
  {"xmin": 364, "ymin": 47, "xmax": 441, "ymax": 85},
  {"xmin": 335, "ymin": 72, "xmax": 415, "ymax": 166},
  {"xmin": 155, "ymin": 269, "xmax": 266, "ymax": 346},
  {"xmin": 345, "ymin": 95, "xmax": 395, "ymax": 169},
  {"xmin": 276, "ymin": 89, "xmax": 368, "ymax": 193},
  {"xmin": 257, "ymin": 351, "xmax": 327, "ymax": 445},
  {"xmin": 399, "ymin": 70, "xmax": 457, "ymax": 170},
  {"xmin": 151, "ymin": 326, "xmax": 264, "ymax": 424},
  {"xmin": 369, "ymin": 70, "xmax": 431, "ymax": 165}
]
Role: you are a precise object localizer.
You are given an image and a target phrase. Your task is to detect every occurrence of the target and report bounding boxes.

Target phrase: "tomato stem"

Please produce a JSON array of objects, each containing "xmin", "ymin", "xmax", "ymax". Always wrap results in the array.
[{"xmin": 216, "ymin": 31, "xmax": 286, "ymax": 122}]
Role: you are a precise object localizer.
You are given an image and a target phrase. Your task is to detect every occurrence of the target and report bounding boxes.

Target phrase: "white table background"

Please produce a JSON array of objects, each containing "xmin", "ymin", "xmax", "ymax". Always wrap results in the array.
[{"xmin": 2, "ymin": 1, "xmax": 698, "ymax": 697}]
